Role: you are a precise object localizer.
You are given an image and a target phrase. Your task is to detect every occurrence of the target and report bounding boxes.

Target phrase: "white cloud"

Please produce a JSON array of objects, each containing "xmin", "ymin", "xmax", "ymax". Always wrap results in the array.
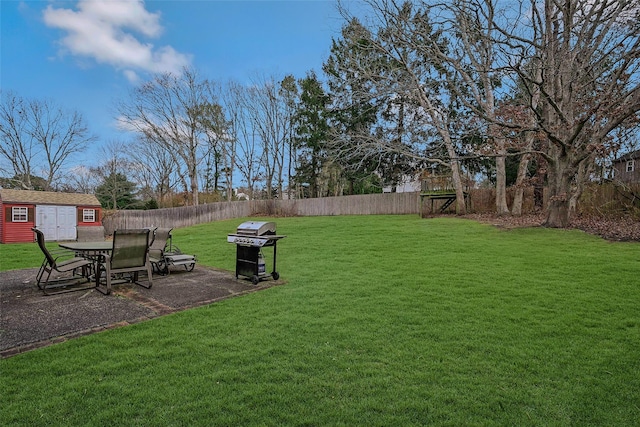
[
  {"xmin": 122, "ymin": 69, "xmax": 140, "ymax": 83},
  {"xmin": 43, "ymin": 0, "xmax": 191, "ymax": 79}
]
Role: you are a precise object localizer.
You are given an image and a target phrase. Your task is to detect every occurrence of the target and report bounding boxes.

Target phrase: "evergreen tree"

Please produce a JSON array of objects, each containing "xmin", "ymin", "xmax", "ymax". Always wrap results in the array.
[
  {"xmin": 323, "ymin": 17, "xmax": 432, "ymax": 194},
  {"xmin": 95, "ymin": 172, "xmax": 138, "ymax": 210},
  {"xmin": 293, "ymin": 72, "xmax": 332, "ymax": 198},
  {"xmin": 323, "ymin": 18, "xmax": 384, "ymax": 194}
]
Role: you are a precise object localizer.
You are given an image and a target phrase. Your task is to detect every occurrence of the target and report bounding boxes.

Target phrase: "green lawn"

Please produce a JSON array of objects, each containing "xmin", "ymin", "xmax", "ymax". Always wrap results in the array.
[{"xmin": 1, "ymin": 215, "xmax": 639, "ymax": 425}]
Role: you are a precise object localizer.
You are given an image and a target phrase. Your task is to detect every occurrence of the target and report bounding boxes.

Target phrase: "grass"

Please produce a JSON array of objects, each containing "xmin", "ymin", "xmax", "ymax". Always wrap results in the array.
[
  {"xmin": 0, "ymin": 240, "xmax": 47, "ymax": 271},
  {"xmin": 1, "ymin": 215, "xmax": 639, "ymax": 425}
]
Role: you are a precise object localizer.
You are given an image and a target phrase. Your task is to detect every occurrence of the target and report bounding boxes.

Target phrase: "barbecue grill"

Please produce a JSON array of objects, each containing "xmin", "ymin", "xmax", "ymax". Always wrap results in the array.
[{"xmin": 227, "ymin": 221, "xmax": 286, "ymax": 284}]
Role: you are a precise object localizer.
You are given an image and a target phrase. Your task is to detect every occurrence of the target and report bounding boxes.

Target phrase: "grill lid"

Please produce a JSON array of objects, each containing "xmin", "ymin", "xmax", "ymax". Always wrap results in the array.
[{"xmin": 236, "ymin": 221, "xmax": 276, "ymax": 236}]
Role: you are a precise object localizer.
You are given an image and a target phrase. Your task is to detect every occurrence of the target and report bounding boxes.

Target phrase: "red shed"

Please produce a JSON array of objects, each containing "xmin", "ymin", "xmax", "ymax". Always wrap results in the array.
[{"xmin": 0, "ymin": 189, "xmax": 102, "ymax": 243}]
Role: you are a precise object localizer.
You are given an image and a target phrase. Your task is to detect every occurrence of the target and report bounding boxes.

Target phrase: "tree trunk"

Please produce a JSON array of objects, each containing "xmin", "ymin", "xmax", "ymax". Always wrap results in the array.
[
  {"xmin": 266, "ymin": 173, "xmax": 273, "ymax": 199},
  {"xmin": 451, "ymin": 164, "xmax": 467, "ymax": 215},
  {"xmin": 568, "ymin": 156, "xmax": 594, "ymax": 217},
  {"xmin": 189, "ymin": 159, "xmax": 199, "ymax": 206},
  {"xmin": 543, "ymin": 154, "xmax": 573, "ymax": 228},
  {"xmin": 510, "ymin": 151, "xmax": 531, "ymax": 216},
  {"xmin": 493, "ymin": 131, "xmax": 510, "ymax": 216},
  {"xmin": 545, "ymin": 198, "xmax": 569, "ymax": 228},
  {"xmin": 445, "ymin": 143, "xmax": 466, "ymax": 215},
  {"xmin": 512, "ymin": 131, "xmax": 536, "ymax": 216},
  {"xmin": 495, "ymin": 153, "xmax": 510, "ymax": 215},
  {"xmin": 514, "ymin": 64, "xmax": 541, "ymax": 217}
]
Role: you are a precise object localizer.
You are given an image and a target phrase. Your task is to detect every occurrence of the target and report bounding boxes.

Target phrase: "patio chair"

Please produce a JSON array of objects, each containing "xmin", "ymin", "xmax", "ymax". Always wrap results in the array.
[
  {"xmin": 148, "ymin": 227, "xmax": 170, "ymax": 273},
  {"xmin": 95, "ymin": 228, "xmax": 153, "ymax": 295},
  {"xmin": 32, "ymin": 227, "xmax": 94, "ymax": 295},
  {"xmin": 148, "ymin": 227, "xmax": 197, "ymax": 275},
  {"xmin": 76, "ymin": 225, "xmax": 105, "ymax": 242}
]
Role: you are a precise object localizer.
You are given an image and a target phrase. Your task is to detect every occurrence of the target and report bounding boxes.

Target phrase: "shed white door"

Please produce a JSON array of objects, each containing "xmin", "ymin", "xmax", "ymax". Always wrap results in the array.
[{"xmin": 36, "ymin": 205, "xmax": 77, "ymax": 241}]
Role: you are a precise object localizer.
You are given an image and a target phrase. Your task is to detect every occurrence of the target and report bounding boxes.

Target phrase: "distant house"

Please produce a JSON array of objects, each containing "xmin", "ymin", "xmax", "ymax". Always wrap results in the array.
[
  {"xmin": 0, "ymin": 189, "xmax": 102, "ymax": 243},
  {"xmin": 612, "ymin": 150, "xmax": 640, "ymax": 183},
  {"xmin": 382, "ymin": 174, "xmax": 421, "ymax": 193},
  {"xmin": 233, "ymin": 188, "xmax": 250, "ymax": 201}
]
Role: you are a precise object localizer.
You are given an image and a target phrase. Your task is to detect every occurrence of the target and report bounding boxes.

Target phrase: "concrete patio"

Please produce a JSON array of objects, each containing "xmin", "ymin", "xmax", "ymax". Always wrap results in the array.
[{"xmin": 0, "ymin": 266, "xmax": 281, "ymax": 358}]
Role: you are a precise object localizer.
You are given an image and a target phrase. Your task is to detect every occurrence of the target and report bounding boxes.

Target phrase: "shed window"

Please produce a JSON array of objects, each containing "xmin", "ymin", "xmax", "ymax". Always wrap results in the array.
[
  {"xmin": 626, "ymin": 160, "xmax": 635, "ymax": 172},
  {"xmin": 12, "ymin": 207, "xmax": 28, "ymax": 222},
  {"xmin": 83, "ymin": 209, "xmax": 96, "ymax": 223}
]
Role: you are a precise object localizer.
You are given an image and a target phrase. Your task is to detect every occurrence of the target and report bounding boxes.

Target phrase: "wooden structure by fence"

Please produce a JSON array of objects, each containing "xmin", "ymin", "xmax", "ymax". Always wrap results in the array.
[{"xmin": 419, "ymin": 175, "xmax": 469, "ymax": 216}]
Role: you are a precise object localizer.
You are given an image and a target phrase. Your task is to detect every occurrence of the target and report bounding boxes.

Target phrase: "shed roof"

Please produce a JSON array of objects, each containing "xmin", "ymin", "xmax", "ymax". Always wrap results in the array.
[{"xmin": 0, "ymin": 189, "xmax": 101, "ymax": 207}]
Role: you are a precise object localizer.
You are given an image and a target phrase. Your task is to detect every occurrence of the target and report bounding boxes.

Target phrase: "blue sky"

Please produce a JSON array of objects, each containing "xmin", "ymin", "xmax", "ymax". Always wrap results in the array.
[{"xmin": 1, "ymin": 0, "xmax": 346, "ymax": 167}]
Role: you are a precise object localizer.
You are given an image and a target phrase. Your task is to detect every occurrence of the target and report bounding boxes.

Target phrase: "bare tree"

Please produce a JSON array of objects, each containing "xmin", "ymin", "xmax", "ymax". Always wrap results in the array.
[
  {"xmin": 222, "ymin": 81, "xmax": 261, "ymax": 198},
  {"xmin": 244, "ymin": 74, "xmax": 294, "ymax": 199},
  {"xmin": 280, "ymin": 75, "xmax": 299, "ymax": 199},
  {"xmin": 219, "ymin": 84, "xmax": 239, "ymax": 201},
  {"xmin": 129, "ymin": 135, "xmax": 182, "ymax": 206},
  {"xmin": 66, "ymin": 165, "xmax": 101, "ymax": 194},
  {"xmin": 335, "ymin": 4, "xmax": 469, "ymax": 213},
  {"xmin": 501, "ymin": 0, "xmax": 640, "ymax": 227},
  {"xmin": 218, "ymin": 77, "xmax": 298, "ymax": 200},
  {"xmin": 337, "ymin": 0, "xmax": 640, "ymax": 224},
  {"xmin": 93, "ymin": 140, "xmax": 136, "ymax": 210},
  {"xmin": 510, "ymin": 62, "xmax": 543, "ymax": 216},
  {"xmin": 0, "ymin": 92, "xmax": 94, "ymax": 190},
  {"xmin": 196, "ymin": 97, "xmax": 231, "ymax": 197},
  {"xmin": 441, "ymin": 0, "xmax": 512, "ymax": 214},
  {"xmin": 116, "ymin": 68, "xmax": 222, "ymax": 206}
]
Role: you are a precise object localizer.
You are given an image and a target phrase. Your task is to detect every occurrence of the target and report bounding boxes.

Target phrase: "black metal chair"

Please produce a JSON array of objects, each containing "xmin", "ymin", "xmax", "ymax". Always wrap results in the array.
[
  {"xmin": 96, "ymin": 229, "xmax": 153, "ymax": 295},
  {"xmin": 32, "ymin": 227, "xmax": 94, "ymax": 295}
]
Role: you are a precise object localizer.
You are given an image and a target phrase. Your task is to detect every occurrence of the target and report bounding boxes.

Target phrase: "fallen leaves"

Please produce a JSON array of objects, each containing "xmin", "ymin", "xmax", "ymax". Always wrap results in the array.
[{"xmin": 460, "ymin": 213, "xmax": 640, "ymax": 242}]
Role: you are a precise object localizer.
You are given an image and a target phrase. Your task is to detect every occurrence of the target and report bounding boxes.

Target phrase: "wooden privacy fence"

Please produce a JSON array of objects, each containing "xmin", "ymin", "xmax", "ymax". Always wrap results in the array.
[
  {"xmin": 102, "ymin": 192, "xmax": 420, "ymax": 235},
  {"xmin": 576, "ymin": 183, "xmax": 640, "ymax": 215},
  {"xmin": 103, "ymin": 200, "xmax": 251, "ymax": 234},
  {"xmin": 102, "ymin": 184, "xmax": 637, "ymax": 235},
  {"xmin": 466, "ymin": 187, "xmax": 544, "ymax": 214},
  {"xmin": 275, "ymin": 192, "xmax": 420, "ymax": 217}
]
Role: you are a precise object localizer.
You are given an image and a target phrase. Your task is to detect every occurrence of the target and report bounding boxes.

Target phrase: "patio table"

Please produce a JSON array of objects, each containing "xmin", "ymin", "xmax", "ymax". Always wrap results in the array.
[
  {"xmin": 59, "ymin": 241, "xmax": 113, "ymax": 253},
  {"xmin": 58, "ymin": 241, "xmax": 113, "ymax": 287}
]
